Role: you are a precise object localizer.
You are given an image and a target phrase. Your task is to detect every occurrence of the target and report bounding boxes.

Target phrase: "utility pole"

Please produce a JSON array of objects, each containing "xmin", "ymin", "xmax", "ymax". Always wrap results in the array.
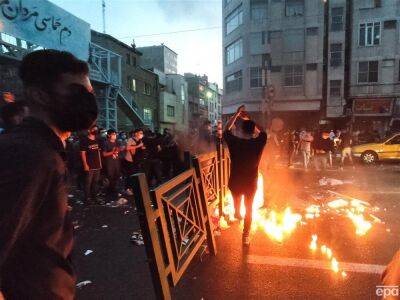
[{"xmin": 102, "ymin": 0, "xmax": 106, "ymax": 34}]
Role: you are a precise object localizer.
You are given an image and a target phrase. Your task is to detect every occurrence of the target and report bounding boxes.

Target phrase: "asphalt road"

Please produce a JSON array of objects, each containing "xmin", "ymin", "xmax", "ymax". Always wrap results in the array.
[{"xmin": 70, "ymin": 163, "xmax": 400, "ymax": 299}]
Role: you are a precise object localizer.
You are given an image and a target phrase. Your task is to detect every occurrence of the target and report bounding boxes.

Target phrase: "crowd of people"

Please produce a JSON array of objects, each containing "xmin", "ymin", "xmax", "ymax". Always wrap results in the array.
[
  {"xmin": 285, "ymin": 128, "xmax": 355, "ymax": 171},
  {"xmin": 262, "ymin": 127, "xmax": 357, "ymax": 171},
  {"xmin": 66, "ymin": 126, "xmax": 185, "ymax": 204},
  {"xmin": 0, "ymin": 101, "xmax": 219, "ymax": 207}
]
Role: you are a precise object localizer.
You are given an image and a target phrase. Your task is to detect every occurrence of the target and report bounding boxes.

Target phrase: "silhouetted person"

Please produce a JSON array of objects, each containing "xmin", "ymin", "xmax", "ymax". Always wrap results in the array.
[
  {"xmin": 312, "ymin": 131, "xmax": 335, "ymax": 171},
  {"xmin": 102, "ymin": 129, "xmax": 121, "ymax": 197},
  {"xmin": 223, "ymin": 105, "xmax": 267, "ymax": 246},
  {"xmin": 0, "ymin": 50, "xmax": 97, "ymax": 299},
  {"xmin": 80, "ymin": 125, "xmax": 102, "ymax": 204}
]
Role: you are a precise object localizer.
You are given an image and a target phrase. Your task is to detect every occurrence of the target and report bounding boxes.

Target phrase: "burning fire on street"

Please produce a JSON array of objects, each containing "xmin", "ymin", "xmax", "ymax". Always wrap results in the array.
[{"xmin": 218, "ymin": 173, "xmax": 385, "ymax": 278}]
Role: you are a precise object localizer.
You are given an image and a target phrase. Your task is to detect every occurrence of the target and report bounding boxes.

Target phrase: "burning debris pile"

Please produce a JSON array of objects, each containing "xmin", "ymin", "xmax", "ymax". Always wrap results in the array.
[{"xmin": 218, "ymin": 173, "xmax": 385, "ymax": 278}]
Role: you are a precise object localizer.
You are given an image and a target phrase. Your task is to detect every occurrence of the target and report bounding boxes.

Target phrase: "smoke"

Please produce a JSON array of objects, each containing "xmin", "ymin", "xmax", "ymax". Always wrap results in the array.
[{"xmin": 156, "ymin": 0, "xmax": 220, "ymax": 24}]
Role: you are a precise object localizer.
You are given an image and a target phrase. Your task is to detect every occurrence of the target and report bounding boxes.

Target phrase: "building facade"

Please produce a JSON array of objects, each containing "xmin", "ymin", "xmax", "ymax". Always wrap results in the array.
[
  {"xmin": 222, "ymin": 0, "xmax": 400, "ymax": 133},
  {"xmin": 222, "ymin": 0, "xmax": 325, "ymax": 128},
  {"xmin": 91, "ymin": 31, "xmax": 160, "ymax": 131},
  {"xmin": 208, "ymin": 83, "xmax": 223, "ymax": 125},
  {"xmin": 348, "ymin": 0, "xmax": 400, "ymax": 134},
  {"xmin": 185, "ymin": 73, "xmax": 210, "ymax": 129},
  {"xmin": 158, "ymin": 74, "xmax": 189, "ymax": 133},
  {"xmin": 137, "ymin": 44, "xmax": 178, "ymax": 74}
]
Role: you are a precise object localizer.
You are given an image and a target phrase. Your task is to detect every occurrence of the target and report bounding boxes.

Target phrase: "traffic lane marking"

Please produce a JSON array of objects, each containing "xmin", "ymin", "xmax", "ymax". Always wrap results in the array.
[{"xmin": 247, "ymin": 255, "xmax": 386, "ymax": 275}]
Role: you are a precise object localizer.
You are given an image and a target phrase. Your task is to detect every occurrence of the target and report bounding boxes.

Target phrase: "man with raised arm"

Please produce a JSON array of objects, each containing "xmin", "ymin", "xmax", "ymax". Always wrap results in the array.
[{"xmin": 223, "ymin": 105, "xmax": 267, "ymax": 246}]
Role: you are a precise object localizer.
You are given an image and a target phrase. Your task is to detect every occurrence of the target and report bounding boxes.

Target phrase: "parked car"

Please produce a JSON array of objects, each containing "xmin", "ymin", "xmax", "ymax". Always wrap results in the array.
[{"xmin": 352, "ymin": 133, "xmax": 400, "ymax": 164}]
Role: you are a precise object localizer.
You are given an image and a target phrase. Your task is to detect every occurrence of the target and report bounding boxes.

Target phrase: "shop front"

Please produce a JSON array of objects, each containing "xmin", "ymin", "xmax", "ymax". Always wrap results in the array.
[{"xmin": 352, "ymin": 97, "xmax": 394, "ymax": 139}]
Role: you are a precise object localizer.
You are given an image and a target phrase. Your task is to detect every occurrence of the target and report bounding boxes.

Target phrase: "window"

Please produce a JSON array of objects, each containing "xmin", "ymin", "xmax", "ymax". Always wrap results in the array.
[
  {"xmin": 251, "ymin": 0, "xmax": 267, "ymax": 23},
  {"xmin": 250, "ymin": 67, "xmax": 263, "ymax": 88},
  {"xmin": 199, "ymin": 98, "xmax": 205, "ymax": 106},
  {"xmin": 225, "ymin": 70, "xmax": 242, "ymax": 93},
  {"xmin": 180, "ymin": 84, "xmax": 185, "ymax": 104},
  {"xmin": 330, "ymin": 80, "xmax": 341, "ymax": 97},
  {"xmin": 388, "ymin": 135, "xmax": 400, "ymax": 145},
  {"xmin": 374, "ymin": 0, "xmax": 381, "ymax": 8},
  {"xmin": 359, "ymin": 22, "xmax": 381, "ymax": 46},
  {"xmin": 306, "ymin": 63, "xmax": 317, "ymax": 71},
  {"xmin": 167, "ymin": 105, "xmax": 175, "ymax": 117},
  {"xmin": 126, "ymin": 53, "xmax": 131, "ymax": 65},
  {"xmin": 132, "ymin": 56, "xmax": 137, "ymax": 66},
  {"xmin": 285, "ymin": 0, "xmax": 304, "ymax": 17},
  {"xmin": 331, "ymin": 7, "xmax": 343, "ymax": 31},
  {"xmin": 143, "ymin": 108, "xmax": 152, "ymax": 123},
  {"xmin": 284, "ymin": 65, "xmax": 303, "ymax": 86},
  {"xmin": 144, "ymin": 83, "xmax": 151, "ymax": 95},
  {"xmin": 358, "ymin": 61, "xmax": 379, "ymax": 83},
  {"xmin": 330, "ymin": 43, "xmax": 342, "ymax": 66},
  {"xmin": 250, "ymin": 31, "xmax": 267, "ymax": 54},
  {"xmin": 384, "ymin": 20, "xmax": 397, "ymax": 29},
  {"xmin": 270, "ymin": 65, "xmax": 282, "ymax": 72},
  {"xmin": 226, "ymin": 4, "xmax": 243, "ymax": 35},
  {"xmin": 306, "ymin": 27, "xmax": 318, "ymax": 36},
  {"xmin": 226, "ymin": 38, "xmax": 243, "ymax": 64},
  {"xmin": 131, "ymin": 78, "xmax": 136, "ymax": 92}
]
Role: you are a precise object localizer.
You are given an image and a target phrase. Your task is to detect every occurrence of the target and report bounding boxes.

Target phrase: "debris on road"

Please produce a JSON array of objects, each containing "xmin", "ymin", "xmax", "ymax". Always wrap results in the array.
[
  {"xmin": 319, "ymin": 178, "xmax": 348, "ymax": 186},
  {"xmin": 76, "ymin": 280, "xmax": 92, "ymax": 288},
  {"xmin": 131, "ymin": 231, "xmax": 144, "ymax": 246},
  {"xmin": 102, "ymin": 225, "xmax": 108, "ymax": 228},
  {"xmin": 107, "ymin": 198, "xmax": 129, "ymax": 207},
  {"xmin": 84, "ymin": 250, "xmax": 93, "ymax": 256}
]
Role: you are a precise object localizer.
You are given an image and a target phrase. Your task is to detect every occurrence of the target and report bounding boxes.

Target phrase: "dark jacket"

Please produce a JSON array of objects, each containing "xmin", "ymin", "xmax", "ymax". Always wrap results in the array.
[{"xmin": 0, "ymin": 118, "xmax": 75, "ymax": 299}]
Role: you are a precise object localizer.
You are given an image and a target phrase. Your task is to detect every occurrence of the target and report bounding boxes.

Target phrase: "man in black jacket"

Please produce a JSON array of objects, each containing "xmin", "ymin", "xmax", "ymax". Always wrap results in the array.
[{"xmin": 0, "ymin": 50, "xmax": 97, "ymax": 299}]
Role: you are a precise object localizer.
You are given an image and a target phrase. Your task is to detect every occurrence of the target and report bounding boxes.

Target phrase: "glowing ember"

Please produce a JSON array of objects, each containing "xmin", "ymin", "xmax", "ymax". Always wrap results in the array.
[
  {"xmin": 326, "ymin": 248, "xmax": 332, "ymax": 259},
  {"xmin": 305, "ymin": 205, "xmax": 320, "ymax": 219},
  {"xmin": 331, "ymin": 258, "xmax": 339, "ymax": 273},
  {"xmin": 346, "ymin": 210, "xmax": 372, "ymax": 236},
  {"xmin": 257, "ymin": 208, "xmax": 302, "ymax": 242},
  {"xmin": 309, "ymin": 234, "xmax": 317, "ymax": 251},
  {"xmin": 219, "ymin": 217, "xmax": 230, "ymax": 229},
  {"xmin": 341, "ymin": 271, "xmax": 347, "ymax": 278},
  {"xmin": 327, "ymin": 199, "xmax": 348, "ymax": 209},
  {"xmin": 321, "ymin": 245, "xmax": 327, "ymax": 254}
]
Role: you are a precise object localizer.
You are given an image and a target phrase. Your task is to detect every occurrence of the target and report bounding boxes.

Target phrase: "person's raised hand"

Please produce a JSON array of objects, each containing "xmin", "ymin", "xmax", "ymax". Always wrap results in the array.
[
  {"xmin": 237, "ymin": 104, "xmax": 245, "ymax": 113},
  {"xmin": 240, "ymin": 111, "xmax": 250, "ymax": 120}
]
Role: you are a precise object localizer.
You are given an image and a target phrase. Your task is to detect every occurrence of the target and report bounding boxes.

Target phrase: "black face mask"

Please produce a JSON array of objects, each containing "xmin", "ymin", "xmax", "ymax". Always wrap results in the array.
[{"xmin": 48, "ymin": 84, "xmax": 98, "ymax": 132}]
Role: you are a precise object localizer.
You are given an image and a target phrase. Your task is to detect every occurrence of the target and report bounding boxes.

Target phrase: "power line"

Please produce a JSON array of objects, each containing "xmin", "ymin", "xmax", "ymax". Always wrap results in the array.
[
  {"xmin": 118, "ymin": 26, "xmax": 221, "ymax": 39},
  {"xmin": 117, "ymin": 3, "xmax": 400, "ymax": 40}
]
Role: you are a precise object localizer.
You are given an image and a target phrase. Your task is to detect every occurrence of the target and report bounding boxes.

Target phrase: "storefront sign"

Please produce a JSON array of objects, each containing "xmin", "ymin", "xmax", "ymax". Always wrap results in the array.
[
  {"xmin": 353, "ymin": 98, "xmax": 393, "ymax": 116},
  {"xmin": 0, "ymin": 0, "xmax": 90, "ymax": 60}
]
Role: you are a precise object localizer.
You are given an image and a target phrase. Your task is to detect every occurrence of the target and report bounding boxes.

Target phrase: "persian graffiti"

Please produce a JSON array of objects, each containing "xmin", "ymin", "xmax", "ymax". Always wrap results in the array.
[{"xmin": 0, "ymin": 0, "xmax": 72, "ymax": 45}]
